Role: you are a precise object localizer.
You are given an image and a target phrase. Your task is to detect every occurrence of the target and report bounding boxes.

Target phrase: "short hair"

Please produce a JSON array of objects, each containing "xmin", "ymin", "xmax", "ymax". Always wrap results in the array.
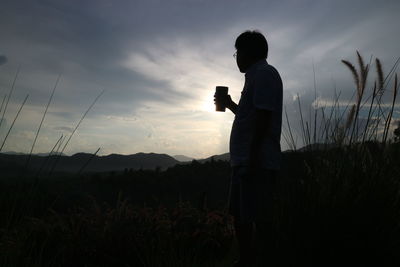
[{"xmin": 235, "ymin": 30, "xmax": 268, "ymax": 59}]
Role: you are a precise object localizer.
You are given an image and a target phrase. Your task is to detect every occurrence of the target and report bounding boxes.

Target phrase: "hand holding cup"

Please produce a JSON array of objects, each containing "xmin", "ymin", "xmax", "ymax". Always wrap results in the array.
[{"xmin": 214, "ymin": 86, "xmax": 231, "ymax": 112}]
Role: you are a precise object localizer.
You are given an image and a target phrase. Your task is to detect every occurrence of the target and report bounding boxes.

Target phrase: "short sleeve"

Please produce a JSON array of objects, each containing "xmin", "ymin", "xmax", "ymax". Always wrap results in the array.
[{"xmin": 253, "ymin": 68, "xmax": 280, "ymax": 111}]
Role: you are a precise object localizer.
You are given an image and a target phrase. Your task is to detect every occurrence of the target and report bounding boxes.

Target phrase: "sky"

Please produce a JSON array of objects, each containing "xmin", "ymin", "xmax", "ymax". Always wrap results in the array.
[{"xmin": 0, "ymin": 0, "xmax": 399, "ymax": 159}]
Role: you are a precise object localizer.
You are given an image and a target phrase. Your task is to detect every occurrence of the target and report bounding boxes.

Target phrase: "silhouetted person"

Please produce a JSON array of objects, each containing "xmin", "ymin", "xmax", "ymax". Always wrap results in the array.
[{"xmin": 215, "ymin": 30, "xmax": 283, "ymax": 266}]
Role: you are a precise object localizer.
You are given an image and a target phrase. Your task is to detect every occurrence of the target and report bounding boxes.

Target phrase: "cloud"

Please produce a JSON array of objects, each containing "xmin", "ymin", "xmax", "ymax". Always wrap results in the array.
[
  {"xmin": 123, "ymin": 36, "xmax": 244, "ymax": 113},
  {"xmin": 0, "ymin": 0, "xmax": 399, "ymax": 156},
  {"xmin": 53, "ymin": 126, "xmax": 74, "ymax": 133},
  {"xmin": 0, "ymin": 55, "xmax": 7, "ymax": 65}
]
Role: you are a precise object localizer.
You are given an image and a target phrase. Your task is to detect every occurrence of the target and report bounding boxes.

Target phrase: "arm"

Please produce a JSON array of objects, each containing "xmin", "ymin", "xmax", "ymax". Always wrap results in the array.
[
  {"xmin": 226, "ymin": 96, "xmax": 238, "ymax": 114},
  {"xmin": 248, "ymin": 108, "xmax": 272, "ymax": 168},
  {"xmin": 248, "ymin": 67, "xmax": 279, "ymax": 167}
]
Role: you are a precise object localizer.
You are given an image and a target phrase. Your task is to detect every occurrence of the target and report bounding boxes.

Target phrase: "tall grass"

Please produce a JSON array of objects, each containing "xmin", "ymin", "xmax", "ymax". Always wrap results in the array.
[
  {"xmin": 25, "ymin": 74, "xmax": 60, "ymax": 171},
  {"xmin": 284, "ymin": 52, "xmax": 399, "ymax": 148},
  {"xmin": 47, "ymin": 89, "xmax": 104, "ymax": 177},
  {"xmin": 0, "ymin": 69, "xmax": 105, "ymax": 253},
  {"xmin": 0, "ymin": 94, "xmax": 29, "ymax": 152},
  {"xmin": 0, "ymin": 66, "xmax": 20, "ymax": 133},
  {"xmin": 273, "ymin": 51, "xmax": 400, "ymax": 266}
]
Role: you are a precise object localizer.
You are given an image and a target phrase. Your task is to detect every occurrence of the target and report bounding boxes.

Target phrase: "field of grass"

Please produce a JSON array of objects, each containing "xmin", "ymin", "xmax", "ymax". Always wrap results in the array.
[{"xmin": 1, "ymin": 52, "xmax": 400, "ymax": 266}]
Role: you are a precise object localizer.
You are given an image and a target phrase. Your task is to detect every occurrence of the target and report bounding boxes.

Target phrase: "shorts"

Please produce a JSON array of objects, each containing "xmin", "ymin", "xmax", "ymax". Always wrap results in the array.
[{"xmin": 228, "ymin": 165, "xmax": 277, "ymax": 224}]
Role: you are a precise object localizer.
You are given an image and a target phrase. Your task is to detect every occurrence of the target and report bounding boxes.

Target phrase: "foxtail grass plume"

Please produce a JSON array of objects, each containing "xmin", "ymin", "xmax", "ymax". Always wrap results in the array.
[
  {"xmin": 376, "ymin": 58, "xmax": 384, "ymax": 95},
  {"xmin": 345, "ymin": 104, "xmax": 356, "ymax": 130}
]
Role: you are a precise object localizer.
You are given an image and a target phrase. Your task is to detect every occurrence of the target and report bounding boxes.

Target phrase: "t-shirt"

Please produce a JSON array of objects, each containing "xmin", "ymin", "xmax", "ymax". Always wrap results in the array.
[{"xmin": 229, "ymin": 59, "xmax": 283, "ymax": 170}]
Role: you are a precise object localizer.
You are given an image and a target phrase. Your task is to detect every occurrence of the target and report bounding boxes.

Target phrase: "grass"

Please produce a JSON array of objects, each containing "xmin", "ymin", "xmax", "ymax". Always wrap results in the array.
[
  {"xmin": 0, "ymin": 188, "xmax": 235, "ymax": 267},
  {"xmin": 276, "ymin": 51, "xmax": 400, "ymax": 266}
]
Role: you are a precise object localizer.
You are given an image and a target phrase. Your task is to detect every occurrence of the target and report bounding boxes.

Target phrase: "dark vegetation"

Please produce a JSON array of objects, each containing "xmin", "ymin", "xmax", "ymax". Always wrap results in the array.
[
  {"xmin": 1, "ymin": 144, "xmax": 400, "ymax": 267},
  {"xmin": 1, "ymin": 159, "xmax": 235, "ymax": 267}
]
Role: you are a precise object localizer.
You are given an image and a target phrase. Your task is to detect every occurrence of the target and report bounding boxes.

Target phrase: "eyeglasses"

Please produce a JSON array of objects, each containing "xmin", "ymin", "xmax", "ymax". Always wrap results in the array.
[{"xmin": 233, "ymin": 51, "xmax": 237, "ymax": 59}]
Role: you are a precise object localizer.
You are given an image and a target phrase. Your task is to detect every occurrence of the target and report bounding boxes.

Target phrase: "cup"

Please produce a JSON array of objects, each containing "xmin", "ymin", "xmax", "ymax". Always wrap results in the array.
[{"xmin": 215, "ymin": 86, "xmax": 228, "ymax": 112}]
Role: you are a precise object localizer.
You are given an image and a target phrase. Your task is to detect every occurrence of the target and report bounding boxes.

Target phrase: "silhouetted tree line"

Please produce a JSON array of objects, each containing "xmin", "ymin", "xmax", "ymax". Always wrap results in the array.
[{"xmin": 42, "ymin": 159, "xmax": 232, "ymax": 213}]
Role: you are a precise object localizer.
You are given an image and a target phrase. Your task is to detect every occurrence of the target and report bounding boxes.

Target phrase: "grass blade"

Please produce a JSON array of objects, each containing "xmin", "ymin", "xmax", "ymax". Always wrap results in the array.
[
  {"xmin": 0, "ymin": 66, "xmax": 20, "ymax": 131},
  {"xmin": 0, "ymin": 94, "xmax": 29, "ymax": 152},
  {"xmin": 49, "ymin": 90, "xmax": 105, "ymax": 175},
  {"xmin": 25, "ymin": 74, "xmax": 61, "ymax": 170},
  {"xmin": 76, "ymin": 147, "xmax": 101, "ymax": 176}
]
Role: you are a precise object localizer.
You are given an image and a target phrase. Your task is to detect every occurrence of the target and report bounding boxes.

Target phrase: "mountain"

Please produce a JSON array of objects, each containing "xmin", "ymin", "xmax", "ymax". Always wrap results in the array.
[
  {"xmin": 0, "ymin": 152, "xmax": 180, "ymax": 174},
  {"xmin": 4, "ymin": 149, "xmax": 322, "ymax": 175},
  {"xmin": 36, "ymin": 152, "xmax": 67, "ymax": 157},
  {"xmin": 2, "ymin": 151, "xmax": 67, "ymax": 156},
  {"xmin": 173, "ymin": 155, "xmax": 195, "ymax": 162},
  {"xmin": 1, "ymin": 151, "xmax": 27, "ymax": 156},
  {"xmin": 197, "ymin": 152, "xmax": 230, "ymax": 163}
]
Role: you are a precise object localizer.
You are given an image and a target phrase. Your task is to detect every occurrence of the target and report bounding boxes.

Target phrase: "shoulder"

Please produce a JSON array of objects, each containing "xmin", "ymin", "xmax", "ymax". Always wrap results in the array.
[
  {"xmin": 257, "ymin": 62, "xmax": 280, "ymax": 76},
  {"xmin": 254, "ymin": 63, "xmax": 282, "ymax": 84}
]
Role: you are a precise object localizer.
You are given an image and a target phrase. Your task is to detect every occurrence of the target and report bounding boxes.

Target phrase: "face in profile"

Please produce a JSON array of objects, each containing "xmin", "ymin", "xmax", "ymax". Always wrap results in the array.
[{"xmin": 236, "ymin": 49, "xmax": 257, "ymax": 73}]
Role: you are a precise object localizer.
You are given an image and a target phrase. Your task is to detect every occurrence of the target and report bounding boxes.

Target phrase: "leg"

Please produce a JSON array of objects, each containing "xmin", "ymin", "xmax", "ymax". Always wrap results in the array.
[
  {"xmin": 233, "ymin": 167, "xmax": 258, "ymax": 266},
  {"xmin": 229, "ymin": 166, "xmax": 257, "ymax": 266},
  {"xmin": 234, "ymin": 220, "xmax": 256, "ymax": 266},
  {"xmin": 254, "ymin": 170, "xmax": 278, "ymax": 266}
]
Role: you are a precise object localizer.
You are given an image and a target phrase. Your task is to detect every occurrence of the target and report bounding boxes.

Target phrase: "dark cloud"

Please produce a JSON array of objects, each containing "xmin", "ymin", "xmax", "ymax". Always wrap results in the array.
[
  {"xmin": 0, "ymin": 0, "xmax": 198, "ymax": 117},
  {"xmin": 0, "ymin": 55, "xmax": 7, "ymax": 65},
  {"xmin": 0, "ymin": 0, "xmax": 399, "ymax": 154},
  {"xmin": 1, "ymin": 0, "xmax": 398, "ymax": 100}
]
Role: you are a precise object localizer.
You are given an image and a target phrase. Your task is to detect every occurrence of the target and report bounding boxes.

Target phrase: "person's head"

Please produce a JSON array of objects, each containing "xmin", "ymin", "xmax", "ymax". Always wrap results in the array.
[{"xmin": 234, "ymin": 30, "xmax": 268, "ymax": 73}]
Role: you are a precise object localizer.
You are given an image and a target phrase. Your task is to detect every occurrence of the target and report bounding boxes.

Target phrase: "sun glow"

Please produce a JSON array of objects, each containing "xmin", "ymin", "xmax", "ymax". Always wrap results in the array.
[{"xmin": 202, "ymin": 90, "xmax": 218, "ymax": 113}]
